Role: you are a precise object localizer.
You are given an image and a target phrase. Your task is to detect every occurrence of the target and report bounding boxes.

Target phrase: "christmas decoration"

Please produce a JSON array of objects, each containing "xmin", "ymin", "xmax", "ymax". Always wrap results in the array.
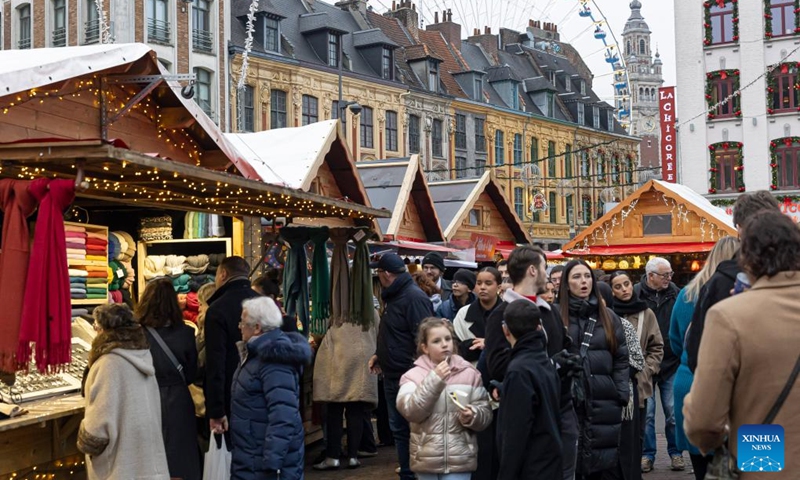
[
  {"xmin": 708, "ymin": 142, "xmax": 745, "ymax": 193},
  {"xmin": 706, "ymin": 70, "xmax": 742, "ymax": 120},
  {"xmin": 704, "ymin": 0, "xmax": 739, "ymax": 46},
  {"xmin": 765, "ymin": 62, "xmax": 800, "ymax": 113},
  {"xmin": 764, "ymin": 0, "xmax": 800, "ymax": 38},
  {"xmin": 768, "ymin": 136, "xmax": 800, "ymax": 190}
]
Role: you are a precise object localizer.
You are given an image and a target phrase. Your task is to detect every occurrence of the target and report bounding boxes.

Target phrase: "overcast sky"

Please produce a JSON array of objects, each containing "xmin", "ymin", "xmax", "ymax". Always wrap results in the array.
[{"xmin": 402, "ymin": 0, "xmax": 677, "ymax": 102}]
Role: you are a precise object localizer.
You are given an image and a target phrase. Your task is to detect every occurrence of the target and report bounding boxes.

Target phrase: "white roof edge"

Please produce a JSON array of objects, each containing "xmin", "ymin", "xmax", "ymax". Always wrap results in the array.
[{"xmin": 654, "ymin": 180, "xmax": 735, "ymax": 229}]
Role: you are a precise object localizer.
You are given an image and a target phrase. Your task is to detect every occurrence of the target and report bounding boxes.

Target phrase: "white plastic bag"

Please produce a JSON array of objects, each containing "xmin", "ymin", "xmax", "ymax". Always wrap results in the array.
[{"xmin": 203, "ymin": 434, "xmax": 231, "ymax": 480}]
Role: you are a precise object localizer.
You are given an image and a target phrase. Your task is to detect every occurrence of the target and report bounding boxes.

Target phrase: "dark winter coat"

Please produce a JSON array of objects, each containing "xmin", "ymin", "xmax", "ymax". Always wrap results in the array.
[
  {"xmin": 204, "ymin": 278, "xmax": 260, "ymax": 421},
  {"xmin": 376, "ymin": 272, "xmax": 435, "ymax": 379},
  {"xmin": 496, "ymin": 330, "xmax": 563, "ymax": 480},
  {"xmin": 685, "ymin": 258, "xmax": 738, "ymax": 373},
  {"xmin": 144, "ymin": 324, "xmax": 200, "ymax": 480},
  {"xmin": 440, "ymin": 278, "xmax": 453, "ymax": 301},
  {"xmin": 230, "ymin": 330, "xmax": 311, "ymax": 480},
  {"xmin": 436, "ymin": 292, "xmax": 476, "ymax": 321},
  {"xmin": 634, "ymin": 278, "xmax": 679, "ymax": 379},
  {"xmin": 566, "ymin": 295, "xmax": 629, "ymax": 476}
]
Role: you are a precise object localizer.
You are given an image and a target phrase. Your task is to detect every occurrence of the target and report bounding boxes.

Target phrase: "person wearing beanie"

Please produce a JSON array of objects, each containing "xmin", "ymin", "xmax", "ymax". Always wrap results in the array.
[
  {"xmin": 436, "ymin": 268, "xmax": 477, "ymax": 321},
  {"xmin": 422, "ymin": 252, "xmax": 452, "ymax": 301}
]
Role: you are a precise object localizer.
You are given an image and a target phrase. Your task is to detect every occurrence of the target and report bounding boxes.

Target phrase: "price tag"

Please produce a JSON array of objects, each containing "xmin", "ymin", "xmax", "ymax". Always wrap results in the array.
[
  {"xmin": 116, "ymin": 269, "xmax": 124, "ymax": 278},
  {"xmin": 353, "ymin": 229, "xmax": 366, "ymax": 242}
]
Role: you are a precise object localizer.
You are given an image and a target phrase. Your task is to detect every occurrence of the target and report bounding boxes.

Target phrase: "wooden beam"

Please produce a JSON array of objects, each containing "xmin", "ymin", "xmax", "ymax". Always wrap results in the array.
[{"xmin": 158, "ymin": 107, "xmax": 197, "ymax": 129}]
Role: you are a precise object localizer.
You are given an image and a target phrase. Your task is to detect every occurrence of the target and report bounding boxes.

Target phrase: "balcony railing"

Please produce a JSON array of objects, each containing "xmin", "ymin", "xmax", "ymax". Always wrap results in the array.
[
  {"xmin": 18, "ymin": 36, "xmax": 31, "ymax": 49},
  {"xmin": 84, "ymin": 19, "xmax": 100, "ymax": 44},
  {"xmin": 52, "ymin": 27, "xmax": 66, "ymax": 47},
  {"xmin": 193, "ymin": 28, "xmax": 213, "ymax": 53},
  {"xmin": 147, "ymin": 18, "xmax": 171, "ymax": 45}
]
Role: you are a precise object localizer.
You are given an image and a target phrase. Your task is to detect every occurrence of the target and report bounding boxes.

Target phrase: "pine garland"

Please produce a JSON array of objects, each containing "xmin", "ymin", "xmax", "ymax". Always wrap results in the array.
[
  {"xmin": 766, "ymin": 62, "xmax": 800, "ymax": 114},
  {"xmin": 768, "ymin": 136, "xmax": 800, "ymax": 190},
  {"xmin": 708, "ymin": 141, "xmax": 745, "ymax": 194},
  {"xmin": 706, "ymin": 69, "xmax": 741, "ymax": 120},
  {"xmin": 764, "ymin": 0, "xmax": 800, "ymax": 39},
  {"xmin": 704, "ymin": 0, "xmax": 739, "ymax": 46}
]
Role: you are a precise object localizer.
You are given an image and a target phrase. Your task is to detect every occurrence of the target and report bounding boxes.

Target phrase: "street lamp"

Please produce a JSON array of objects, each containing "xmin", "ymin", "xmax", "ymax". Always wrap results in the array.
[{"xmin": 340, "ymin": 100, "xmax": 362, "ymax": 117}]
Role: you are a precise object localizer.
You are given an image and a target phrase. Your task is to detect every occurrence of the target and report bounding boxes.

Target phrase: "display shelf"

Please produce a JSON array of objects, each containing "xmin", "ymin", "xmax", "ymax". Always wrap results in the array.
[
  {"xmin": 65, "ymin": 221, "xmax": 109, "ymax": 307},
  {"xmin": 70, "ymin": 298, "xmax": 108, "ymax": 306},
  {"xmin": 66, "ymin": 259, "xmax": 107, "ymax": 267}
]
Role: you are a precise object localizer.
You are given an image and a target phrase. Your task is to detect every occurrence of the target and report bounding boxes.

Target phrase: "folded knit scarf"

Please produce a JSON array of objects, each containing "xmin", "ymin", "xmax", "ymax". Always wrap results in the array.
[
  {"xmin": 65, "ymin": 225, "xmax": 86, "ymax": 233},
  {"xmin": 309, "ymin": 227, "xmax": 331, "ymax": 336},
  {"xmin": 164, "ymin": 255, "xmax": 187, "ymax": 276},
  {"xmin": 207, "ymin": 253, "xmax": 225, "ymax": 273},
  {"xmin": 349, "ymin": 228, "xmax": 374, "ymax": 329},
  {"xmin": 144, "ymin": 255, "xmax": 168, "ymax": 279},
  {"xmin": 173, "ymin": 274, "xmax": 191, "ymax": 293},
  {"xmin": 184, "ymin": 254, "xmax": 210, "ymax": 274},
  {"xmin": 68, "ymin": 268, "xmax": 88, "ymax": 277},
  {"xmin": 280, "ymin": 227, "xmax": 312, "ymax": 334}
]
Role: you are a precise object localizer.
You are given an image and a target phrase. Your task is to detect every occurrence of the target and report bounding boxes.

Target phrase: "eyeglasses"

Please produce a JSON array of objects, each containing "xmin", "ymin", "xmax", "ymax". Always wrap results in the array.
[{"xmin": 651, "ymin": 271, "xmax": 674, "ymax": 279}]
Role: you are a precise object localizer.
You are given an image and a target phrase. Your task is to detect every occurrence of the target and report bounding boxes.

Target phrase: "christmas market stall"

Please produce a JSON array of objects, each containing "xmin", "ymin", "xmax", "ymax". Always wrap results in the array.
[
  {"xmin": 562, "ymin": 179, "xmax": 737, "ymax": 285},
  {"xmin": 0, "ymin": 43, "xmax": 388, "ymax": 478}
]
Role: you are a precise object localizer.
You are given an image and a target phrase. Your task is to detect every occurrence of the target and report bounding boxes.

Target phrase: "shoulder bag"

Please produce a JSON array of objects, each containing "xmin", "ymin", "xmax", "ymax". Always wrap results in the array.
[
  {"xmin": 147, "ymin": 326, "xmax": 186, "ymax": 383},
  {"xmin": 705, "ymin": 352, "xmax": 800, "ymax": 480}
]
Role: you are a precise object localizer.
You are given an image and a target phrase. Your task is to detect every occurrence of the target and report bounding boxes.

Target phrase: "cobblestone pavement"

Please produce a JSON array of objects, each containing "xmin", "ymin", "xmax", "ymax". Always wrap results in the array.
[{"xmin": 305, "ymin": 434, "xmax": 695, "ymax": 480}]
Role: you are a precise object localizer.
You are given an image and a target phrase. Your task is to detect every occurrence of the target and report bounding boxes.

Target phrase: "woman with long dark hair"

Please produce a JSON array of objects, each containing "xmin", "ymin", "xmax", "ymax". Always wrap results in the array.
[
  {"xmin": 559, "ymin": 260, "xmax": 629, "ymax": 480},
  {"xmin": 138, "ymin": 278, "xmax": 200, "ymax": 480}
]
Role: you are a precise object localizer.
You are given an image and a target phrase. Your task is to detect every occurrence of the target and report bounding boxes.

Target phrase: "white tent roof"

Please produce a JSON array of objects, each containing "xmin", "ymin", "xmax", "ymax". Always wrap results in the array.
[
  {"xmin": 654, "ymin": 180, "xmax": 735, "ymax": 230},
  {"xmin": 225, "ymin": 120, "xmax": 341, "ymax": 188}
]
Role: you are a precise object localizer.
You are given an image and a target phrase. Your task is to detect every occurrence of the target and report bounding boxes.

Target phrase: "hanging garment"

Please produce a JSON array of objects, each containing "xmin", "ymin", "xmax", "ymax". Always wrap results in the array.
[
  {"xmin": 349, "ymin": 228, "xmax": 374, "ymax": 329},
  {"xmin": 328, "ymin": 228, "xmax": 351, "ymax": 328},
  {"xmin": 280, "ymin": 226, "xmax": 312, "ymax": 334},
  {"xmin": 0, "ymin": 179, "xmax": 38, "ymax": 372},
  {"xmin": 18, "ymin": 178, "xmax": 75, "ymax": 372},
  {"xmin": 309, "ymin": 227, "xmax": 331, "ymax": 336}
]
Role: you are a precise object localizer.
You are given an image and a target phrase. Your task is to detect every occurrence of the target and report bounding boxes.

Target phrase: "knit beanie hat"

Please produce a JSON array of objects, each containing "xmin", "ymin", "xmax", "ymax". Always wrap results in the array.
[
  {"xmin": 422, "ymin": 252, "xmax": 446, "ymax": 272},
  {"xmin": 453, "ymin": 269, "xmax": 477, "ymax": 291}
]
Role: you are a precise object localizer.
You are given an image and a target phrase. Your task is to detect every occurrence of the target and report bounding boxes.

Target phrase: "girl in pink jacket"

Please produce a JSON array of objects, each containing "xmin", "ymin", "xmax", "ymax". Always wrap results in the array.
[{"xmin": 397, "ymin": 317, "xmax": 492, "ymax": 480}]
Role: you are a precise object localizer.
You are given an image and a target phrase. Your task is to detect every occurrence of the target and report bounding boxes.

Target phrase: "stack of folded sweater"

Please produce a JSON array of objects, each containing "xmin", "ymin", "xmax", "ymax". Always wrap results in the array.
[
  {"xmin": 183, "ymin": 212, "xmax": 226, "ymax": 239},
  {"xmin": 139, "ymin": 216, "xmax": 173, "ymax": 241},
  {"xmin": 85, "ymin": 265, "xmax": 109, "ymax": 300},
  {"xmin": 66, "ymin": 225, "xmax": 87, "ymax": 261},
  {"xmin": 86, "ymin": 231, "xmax": 108, "ymax": 262},
  {"xmin": 69, "ymin": 268, "xmax": 88, "ymax": 299}
]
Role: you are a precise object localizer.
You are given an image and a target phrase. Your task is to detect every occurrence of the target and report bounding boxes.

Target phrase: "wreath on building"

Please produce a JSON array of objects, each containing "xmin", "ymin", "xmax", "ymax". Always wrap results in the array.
[
  {"xmin": 766, "ymin": 62, "xmax": 800, "ymax": 114},
  {"xmin": 708, "ymin": 141, "xmax": 745, "ymax": 193},
  {"xmin": 704, "ymin": 0, "xmax": 739, "ymax": 46},
  {"xmin": 768, "ymin": 136, "xmax": 800, "ymax": 190},
  {"xmin": 764, "ymin": 0, "xmax": 800, "ymax": 39},
  {"xmin": 705, "ymin": 70, "xmax": 741, "ymax": 120}
]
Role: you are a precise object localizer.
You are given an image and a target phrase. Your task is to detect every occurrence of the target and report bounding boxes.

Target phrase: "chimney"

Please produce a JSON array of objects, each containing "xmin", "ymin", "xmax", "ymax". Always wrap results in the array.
[
  {"xmin": 467, "ymin": 27, "xmax": 499, "ymax": 61},
  {"xmin": 426, "ymin": 6, "xmax": 462, "ymax": 50},
  {"xmin": 527, "ymin": 19, "xmax": 560, "ymax": 41},
  {"xmin": 499, "ymin": 27, "xmax": 521, "ymax": 49},
  {"xmin": 386, "ymin": 0, "xmax": 419, "ymax": 39}
]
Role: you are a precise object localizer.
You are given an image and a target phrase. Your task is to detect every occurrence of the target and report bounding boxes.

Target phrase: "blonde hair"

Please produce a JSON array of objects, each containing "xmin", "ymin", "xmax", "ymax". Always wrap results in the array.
[
  {"xmin": 197, "ymin": 283, "xmax": 217, "ymax": 306},
  {"xmin": 415, "ymin": 317, "xmax": 458, "ymax": 357},
  {"xmin": 684, "ymin": 236, "xmax": 740, "ymax": 303}
]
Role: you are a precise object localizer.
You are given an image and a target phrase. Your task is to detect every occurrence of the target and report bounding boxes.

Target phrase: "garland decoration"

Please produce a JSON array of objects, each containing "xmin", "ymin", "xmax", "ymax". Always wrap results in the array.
[
  {"xmin": 704, "ymin": 0, "xmax": 739, "ymax": 46},
  {"xmin": 765, "ymin": 62, "xmax": 800, "ymax": 114},
  {"xmin": 706, "ymin": 69, "xmax": 741, "ymax": 120},
  {"xmin": 708, "ymin": 141, "xmax": 745, "ymax": 193},
  {"xmin": 94, "ymin": 0, "xmax": 112, "ymax": 44},
  {"xmin": 764, "ymin": 0, "xmax": 800, "ymax": 39},
  {"xmin": 236, "ymin": 0, "xmax": 259, "ymax": 131},
  {"xmin": 768, "ymin": 136, "xmax": 800, "ymax": 190}
]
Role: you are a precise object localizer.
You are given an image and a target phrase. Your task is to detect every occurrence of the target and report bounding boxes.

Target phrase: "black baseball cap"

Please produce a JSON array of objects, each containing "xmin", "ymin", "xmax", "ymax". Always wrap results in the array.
[{"xmin": 369, "ymin": 253, "xmax": 406, "ymax": 274}]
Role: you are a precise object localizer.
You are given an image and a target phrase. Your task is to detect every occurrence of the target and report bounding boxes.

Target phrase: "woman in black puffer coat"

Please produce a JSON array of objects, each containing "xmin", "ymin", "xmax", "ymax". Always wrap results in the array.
[{"xmin": 559, "ymin": 260, "xmax": 629, "ymax": 480}]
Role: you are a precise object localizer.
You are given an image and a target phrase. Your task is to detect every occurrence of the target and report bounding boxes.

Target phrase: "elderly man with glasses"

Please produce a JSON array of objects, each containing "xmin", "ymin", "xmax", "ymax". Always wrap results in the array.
[{"xmin": 634, "ymin": 257, "xmax": 684, "ymax": 473}]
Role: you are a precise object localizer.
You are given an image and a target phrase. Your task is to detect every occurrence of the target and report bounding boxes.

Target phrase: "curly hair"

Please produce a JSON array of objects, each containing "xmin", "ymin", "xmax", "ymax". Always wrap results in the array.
[
  {"xmin": 739, "ymin": 210, "xmax": 800, "ymax": 279},
  {"xmin": 136, "ymin": 278, "xmax": 183, "ymax": 328},
  {"xmin": 732, "ymin": 190, "xmax": 780, "ymax": 230},
  {"xmin": 412, "ymin": 271, "xmax": 441, "ymax": 297}
]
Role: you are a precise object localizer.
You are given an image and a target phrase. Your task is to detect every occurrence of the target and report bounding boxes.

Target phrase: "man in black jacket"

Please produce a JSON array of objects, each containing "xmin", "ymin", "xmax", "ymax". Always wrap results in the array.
[
  {"xmin": 204, "ymin": 256, "xmax": 260, "ymax": 440},
  {"xmin": 422, "ymin": 252, "xmax": 452, "ymax": 301},
  {"xmin": 497, "ymin": 300, "xmax": 563, "ymax": 480},
  {"xmin": 368, "ymin": 253, "xmax": 434, "ymax": 480},
  {"xmin": 634, "ymin": 257, "xmax": 682, "ymax": 472},
  {"xmin": 686, "ymin": 191, "xmax": 780, "ymax": 374}
]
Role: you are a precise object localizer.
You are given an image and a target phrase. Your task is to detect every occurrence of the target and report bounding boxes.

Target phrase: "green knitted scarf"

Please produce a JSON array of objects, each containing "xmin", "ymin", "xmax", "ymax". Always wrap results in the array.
[
  {"xmin": 309, "ymin": 227, "xmax": 330, "ymax": 336},
  {"xmin": 349, "ymin": 228, "xmax": 374, "ymax": 330}
]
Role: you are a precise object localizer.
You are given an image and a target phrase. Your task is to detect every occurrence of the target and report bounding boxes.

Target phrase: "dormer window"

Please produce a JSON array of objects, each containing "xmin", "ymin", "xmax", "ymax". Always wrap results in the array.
[
  {"xmin": 549, "ymin": 71, "xmax": 556, "ymax": 86},
  {"xmin": 328, "ymin": 33, "xmax": 340, "ymax": 67},
  {"xmin": 473, "ymin": 77, "xmax": 483, "ymax": 102},
  {"xmin": 607, "ymin": 110, "xmax": 615, "ymax": 131},
  {"xmin": 580, "ymin": 80, "xmax": 586, "ymax": 95},
  {"xmin": 380, "ymin": 47, "xmax": 393, "ymax": 79},
  {"xmin": 546, "ymin": 92, "xmax": 555, "ymax": 117},
  {"xmin": 593, "ymin": 106, "xmax": 601, "ymax": 129},
  {"xmin": 564, "ymin": 76, "xmax": 571, "ymax": 92},
  {"xmin": 264, "ymin": 17, "xmax": 279, "ymax": 52},
  {"xmin": 428, "ymin": 60, "xmax": 439, "ymax": 92},
  {"xmin": 577, "ymin": 102, "xmax": 585, "ymax": 125}
]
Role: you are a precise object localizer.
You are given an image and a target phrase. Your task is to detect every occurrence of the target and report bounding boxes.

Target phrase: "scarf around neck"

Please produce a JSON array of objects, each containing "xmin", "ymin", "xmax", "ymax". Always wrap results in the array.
[
  {"xmin": 568, "ymin": 294, "xmax": 599, "ymax": 319},
  {"xmin": 611, "ymin": 296, "xmax": 648, "ymax": 316}
]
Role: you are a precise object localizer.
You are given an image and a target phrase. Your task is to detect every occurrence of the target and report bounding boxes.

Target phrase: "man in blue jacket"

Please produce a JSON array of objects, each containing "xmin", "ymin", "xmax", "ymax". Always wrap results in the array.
[{"xmin": 368, "ymin": 253, "xmax": 434, "ymax": 480}]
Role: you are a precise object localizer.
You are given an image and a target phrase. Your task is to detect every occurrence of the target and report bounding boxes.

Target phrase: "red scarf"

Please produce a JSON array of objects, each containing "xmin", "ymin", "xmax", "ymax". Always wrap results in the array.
[
  {"xmin": 18, "ymin": 178, "xmax": 75, "ymax": 372},
  {"xmin": 524, "ymin": 295, "xmax": 538, "ymax": 303}
]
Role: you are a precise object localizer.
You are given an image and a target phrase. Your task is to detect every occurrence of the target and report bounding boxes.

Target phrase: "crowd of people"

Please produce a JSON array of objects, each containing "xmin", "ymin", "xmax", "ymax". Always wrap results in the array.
[{"xmin": 73, "ymin": 190, "xmax": 800, "ymax": 480}]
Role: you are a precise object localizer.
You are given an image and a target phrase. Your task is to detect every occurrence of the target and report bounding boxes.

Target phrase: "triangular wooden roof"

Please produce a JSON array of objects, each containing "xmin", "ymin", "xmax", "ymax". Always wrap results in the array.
[
  {"xmin": 564, "ymin": 180, "xmax": 737, "ymax": 253},
  {"xmin": 428, "ymin": 172, "xmax": 531, "ymax": 243},
  {"xmin": 356, "ymin": 155, "xmax": 444, "ymax": 242}
]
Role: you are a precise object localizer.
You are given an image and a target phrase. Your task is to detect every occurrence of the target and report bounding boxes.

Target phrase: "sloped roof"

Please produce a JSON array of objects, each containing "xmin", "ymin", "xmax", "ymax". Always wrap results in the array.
[
  {"xmin": 353, "ymin": 28, "xmax": 399, "ymax": 48},
  {"xmin": 428, "ymin": 172, "xmax": 531, "ymax": 243},
  {"xmin": 356, "ymin": 155, "xmax": 444, "ymax": 241},
  {"xmin": 486, "ymin": 65, "xmax": 521, "ymax": 83},
  {"xmin": 366, "ymin": 11, "xmax": 415, "ymax": 47},
  {"xmin": 418, "ymin": 29, "xmax": 467, "ymax": 97},
  {"xmin": 232, "ymin": 0, "xmax": 284, "ymax": 19}
]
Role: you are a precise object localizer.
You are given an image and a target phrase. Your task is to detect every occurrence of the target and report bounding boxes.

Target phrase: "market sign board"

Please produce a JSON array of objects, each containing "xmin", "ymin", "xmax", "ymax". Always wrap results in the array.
[
  {"xmin": 658, "ymin": 86, "xmax": 677, "ymax": 183},
  {"xmin": 723, "ymin": 202, "xmax": 800, "ymax": 224},
  {"xmin": 470, "ymin": 233, "xmax": 499, "ymax": 262}
]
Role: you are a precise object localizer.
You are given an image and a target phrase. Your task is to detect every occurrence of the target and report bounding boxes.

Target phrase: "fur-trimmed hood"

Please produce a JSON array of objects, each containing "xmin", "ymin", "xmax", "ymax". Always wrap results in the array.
[
  {"xmin": 248, "ymin": 329, "xmax": 312, "ymax": 366},
  {"xmin": 88, "ymin": 325, "xmax": 152, "ymax": 375}
]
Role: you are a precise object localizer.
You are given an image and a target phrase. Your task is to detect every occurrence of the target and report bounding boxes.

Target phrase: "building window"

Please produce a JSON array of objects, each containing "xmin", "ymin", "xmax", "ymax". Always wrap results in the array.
[
  {"xmin": 474, "ymin": 158, "xmax": 486, "ymax": 176},
  {"xmin": 242, "ymin": 85, "xmax": 254, "ymax": 132},
  {"xmin": 546, "ymin": 92, "xmax": 555, "ymax": 117},
  {"xmin": 580, "ymin": 151, "xmax": 590, "ymax": 177},
  {"xmin": 607, "ymin": 110, "xmax": 615, "ymax": 131},
  {"xmin": 360, "ymin": 106, "xmax": 374, "ymax": 148},
  {"xmin": 192, "ymin": 0, "xmax": 213, "ymax": 53},
  {"xmin": 328, "ymin": 33, "xmax": 339, "ymax": 68},
  {"xmin": 468, "ymin": 208, "xmax": 482, "ymax": 227},
  {"xmin": 707, "ymin": 2, "xmax": 736, "ymax": 45},
  {"xmin": 768, "ymin": 1, "xmax": 796, "ymax": 38},
  {"xmin": 432, "ymin": 119, "xmax": 443, "ymax": 157},
  {"xmin": 549, "ymin": 191, "xmax": 557, "ymax": 224},
  {"xmin": 577, "ymin": 102, "xmax": 585, "ymax": 125},
  {"xmin": 564, "ymin": 144, "xmax": 572, "ymax": 178},
  {"xmin": 566, "ymin": 195, "xmax": 574, "ymax": 225},
  {"xmin": 408, "ymin": 114, "xmax": 420, "ymax": 154},
  {"xmin": 639, "ymin": 39, "xmax": 646, "ymax": 55},
  {"xmin": 85, "ymin": 0, "xmax": 100, "ymax": 44},
  {"xmin": 769, "ymin": 64, "xmax": 800, "ymax": 113},
  {"xmin": 775, "ymin": 143, "xmax": 800, "ymax": 189},
  {"xmin": 18, "ymin": 4, "xmax": 31, "ymax": 49},
  {"xmin": 194, "ymin": 68, "xmax": 213, "ymax": 118},
  {"xmin": 270, "ymin": 90, "xmax": 287, "ymax": 129},
  {"xmin": 52, "ymin": 0, "xmax": 66, "ymax": 47},
  {"xmin": 597, "ymin": 199, "xmax": 605, "ymax": 219},
  {"xmin": 301, "ymin": 95, "xmax": 318, "ymax": 126},
  {"xmin": 597, "ymin": 153, "xmax": 606, "ymax": 180},
  {"xmin": 455, "ymin": 114, "xmax": 467, "ymax": 149},
  {"xmin": 386, "ymin": 110, "xmax": 398, "ymax": 151},
  {"xmin": 710, "ymin": 144, "xmax": 742, "ymax": 193},
  {"xmin": 581, "ymin": 195, "xmax": 592, "ymax": 225},
  {"xmin": 514, "ymin": 187, "xmax": 524, "ymax": 219},
  {"xmin": 611, "ymin": 155, "xmax": 621, "ymax": 183},
  {"xmin": 593, "ymin": 106, "xmax": 600, "ymax": 129},
  {"xmin": 331, "ymin": 101, "xmax": 347, "ymax": 132},
  {"xmin": 708, "ymin": 70, "xmax": 740, "ymax": 119},
  {"xmin": 147, "ymin": 0, "xmax": 170, "ymax": 44},
  {"xmin": 264, "ymin": 17, "xmax": 279, "ymax": 52},
  {"xmin": 473, "ymin": 77, "xmax": 483, "ymax": 101},
  {"xmin": 428, "ymin": 60, "xmax": 439, "ymax": 92},
  {"xmin": 530, "ymin": 137, "xmax": 539, "ymax": 170},
  {"xmin": 564, "ymin": 75, "xmax": 571, "ymax": 92},
  {"xmin": 455, "ymin": 156, "xmax": 467, "ymax": 179},
  {"xmin": 625, "ymin": 156, "xmax": 635, "ymax": 184},
  {"xmin": 474, "ymin": 118, "xmax": 486, "ymax": 152},
  {"xmin": 495, "ymin": 130, "xmax": 505, "ymax": 166},
  {"xmin": 513, "ymin": 134, "xmax": 523, "ymax": 166},
  {"xmin": 580, "ymin": 80, "xmax": 586, "ymax": 95},
  {"xmin": 547, "ymin": 141, "xmax": 556, "ymax": 178},
  {"xmin": 382, "ymin": 47, "xmax": 393, "ymax": 80}
]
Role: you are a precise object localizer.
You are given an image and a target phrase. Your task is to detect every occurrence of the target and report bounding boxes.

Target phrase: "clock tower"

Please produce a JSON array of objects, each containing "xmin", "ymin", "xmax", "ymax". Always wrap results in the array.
[{"xmin": 623, "ymin": 0, "xmax": 664, "ymax": 171}]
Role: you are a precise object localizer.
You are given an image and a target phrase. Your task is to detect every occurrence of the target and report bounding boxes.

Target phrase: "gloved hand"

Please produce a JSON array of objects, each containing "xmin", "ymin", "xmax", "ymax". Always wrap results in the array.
[{"xmin": 552, "ymin": 349, "xmax": 582, "ymax": 378}]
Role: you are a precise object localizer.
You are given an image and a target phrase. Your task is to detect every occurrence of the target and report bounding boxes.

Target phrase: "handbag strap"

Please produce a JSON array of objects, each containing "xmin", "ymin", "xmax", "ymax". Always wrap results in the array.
[
  {"xmin": 636, "ymin": 311, "xmax": 645, "ymax": 343},
  {"xmin": 578, "ymin": 317, "xmax": 597, "ymax": 358},
  {"xmin": 146, "ymin": 326, "xmax": 186, "ymax": 383},
  {"xmin": 763, "ymin": 351, "xmax": 800, "ymax": 424}
]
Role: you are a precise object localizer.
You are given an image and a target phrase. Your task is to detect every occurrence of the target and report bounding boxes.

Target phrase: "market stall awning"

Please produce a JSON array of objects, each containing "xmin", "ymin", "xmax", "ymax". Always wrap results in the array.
[
  {"xmin": 565, "ymin": 242, "xmax": 716, "ymax": 256},
  {"xmin": 370, "ymin": 240, "xmax": 459, "ymax": 254}
]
